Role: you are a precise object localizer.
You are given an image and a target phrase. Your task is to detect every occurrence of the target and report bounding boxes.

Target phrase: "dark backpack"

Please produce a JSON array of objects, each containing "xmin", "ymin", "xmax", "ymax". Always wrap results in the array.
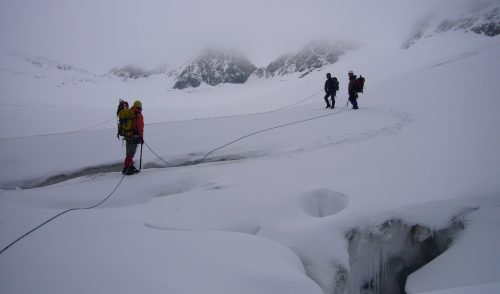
[
  {"xmin": 354, "ymin": 75, "xmax": 365, "ymax": 93},
  {"xmin": 333, "ymin": 77, "xmax": 339, "ymax": 91}
]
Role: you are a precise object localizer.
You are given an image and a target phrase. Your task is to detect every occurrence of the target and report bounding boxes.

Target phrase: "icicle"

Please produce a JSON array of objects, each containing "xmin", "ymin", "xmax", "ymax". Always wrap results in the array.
[{"xmin": 346, "ymin": 219, "xmax": 462, "ymax": 294}]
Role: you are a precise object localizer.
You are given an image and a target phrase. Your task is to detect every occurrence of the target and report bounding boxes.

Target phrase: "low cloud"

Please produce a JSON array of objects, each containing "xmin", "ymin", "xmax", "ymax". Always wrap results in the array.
[{"xmin": 0, "ymin": 0, "xmax": 488, "ymax": 72}]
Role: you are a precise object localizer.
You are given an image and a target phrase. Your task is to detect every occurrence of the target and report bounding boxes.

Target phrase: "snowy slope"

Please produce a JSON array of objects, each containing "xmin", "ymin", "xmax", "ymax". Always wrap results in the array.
[{"xmin": 1, "ymin": 32, "xmax": 500, "ymax": 294}]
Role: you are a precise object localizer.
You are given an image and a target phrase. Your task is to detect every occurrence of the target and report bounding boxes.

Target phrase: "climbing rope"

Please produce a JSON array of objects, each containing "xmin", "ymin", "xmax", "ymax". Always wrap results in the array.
[
  {"xmin": 248, "ymin": 89, "xmax": 324, "ymax": 114},
  {"xmin": 144, "ymin": 89, "xmax": 326, "ymax": 167},
  {"xmin": 199, "ymin": 98, "xmax": 350, "ymax": 162},
  {"xmin": 0, "ymin": 170, "xmax": 129, "ymax": 255},
  {"xmin": 0, "ymin": 89, "xmax": 347, "ymax": 255},
  {"xmin": 0, "ymin": 117, "xmax": 116, "ymax": 140},
  {"xmin": 146, "ymin": 89, "xmax": 324, "ymax": 127},
  {"xmin": 1, "ymin": 88, "xmax": 322, "ymax": 140},
  {"xmin": 145, "ymin": 98, "xmax": 350, "ymax": 166},
  {"xmin": 144, "ymin": 141, "xmax": 176, "ymax": 167}
]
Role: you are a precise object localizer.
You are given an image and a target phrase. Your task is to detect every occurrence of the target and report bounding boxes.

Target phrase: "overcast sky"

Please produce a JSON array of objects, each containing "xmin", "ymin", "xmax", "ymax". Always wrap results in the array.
[{"xmin": 0, "ymin": 0, "xmax": 494, "ymax": 73}]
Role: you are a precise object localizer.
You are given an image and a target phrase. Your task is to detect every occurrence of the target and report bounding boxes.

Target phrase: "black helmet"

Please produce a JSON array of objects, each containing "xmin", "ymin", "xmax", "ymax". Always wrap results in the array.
[{"xmin": 326, "ymin": 73, "xmax": 331, "ymax": 79}]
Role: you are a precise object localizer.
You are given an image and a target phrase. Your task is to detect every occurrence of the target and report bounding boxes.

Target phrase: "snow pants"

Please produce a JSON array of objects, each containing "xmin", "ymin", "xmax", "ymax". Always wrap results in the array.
[
  {"xmin": 124, "ymin": 141, "xmax": 138, "ymax": 168},
  {"xmin": 349, "ymin": 93, "xmax": 358, "ymax": 109},
  {"xmin": 324, "ymin": 91, "xmax": 336, "ymax": 108}
]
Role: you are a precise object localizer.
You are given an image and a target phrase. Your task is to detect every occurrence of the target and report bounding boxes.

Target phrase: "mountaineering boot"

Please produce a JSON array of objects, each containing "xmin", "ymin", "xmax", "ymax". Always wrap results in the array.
[
  {"xmin": 130, "ymin": 165, "xmax": 140, "ymax": 174},
  {"xmin": 325, "ymin": 105, "xmax": 331, "ymax": 109},
  {"xmin": 122, "ymin": 166, "xmax": 135, "ymax": 175}
]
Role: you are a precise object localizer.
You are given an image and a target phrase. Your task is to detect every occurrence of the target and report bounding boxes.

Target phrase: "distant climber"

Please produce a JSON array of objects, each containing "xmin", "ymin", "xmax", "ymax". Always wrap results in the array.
[
  {"xmin": 117, "ymin": 100, "xmax": 144, "ymax": 175},
  {"xmin": 348, "ymin": 70, "xmax": 359, "ymax": 109},
  {"xmin": 324, "ymin": 73, "xmax": 339, "ymax": 109}
]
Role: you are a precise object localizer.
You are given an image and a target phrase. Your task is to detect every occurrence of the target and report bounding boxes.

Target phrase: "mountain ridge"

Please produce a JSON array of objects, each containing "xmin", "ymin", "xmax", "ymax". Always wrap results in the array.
[
  {"xmin": 174, "ymin": 41, "xmax": 344, "ymax": 89},
  {"xmin": 173, "ymin": 48, "xmax": 257, "ymax": 89},
  {"xmin": 403, "ymin": 3, "xmax": 500, "ymax": 49},
  {"xmin": 256, "ymin": 41, "xmax": 344, "ymax": 79}
]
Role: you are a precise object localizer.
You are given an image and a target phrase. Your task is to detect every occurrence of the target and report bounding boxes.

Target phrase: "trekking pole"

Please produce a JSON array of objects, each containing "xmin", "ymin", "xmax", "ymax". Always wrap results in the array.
[{"xmin": 139, "ymin": 143, "xmax": 143, "ymax": 170}]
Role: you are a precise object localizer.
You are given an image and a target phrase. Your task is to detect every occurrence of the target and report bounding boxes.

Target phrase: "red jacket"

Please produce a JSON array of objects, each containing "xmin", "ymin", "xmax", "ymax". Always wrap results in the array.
[{"xmin": 131, "ymin": 106, "xmax": 144, "ymax": 137}]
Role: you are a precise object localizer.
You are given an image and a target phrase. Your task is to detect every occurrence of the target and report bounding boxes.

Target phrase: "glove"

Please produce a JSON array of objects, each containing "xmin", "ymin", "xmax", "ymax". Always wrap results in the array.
[{"xmin": 140, "ymin": 137, "xmax": 144, "ymax": 144}]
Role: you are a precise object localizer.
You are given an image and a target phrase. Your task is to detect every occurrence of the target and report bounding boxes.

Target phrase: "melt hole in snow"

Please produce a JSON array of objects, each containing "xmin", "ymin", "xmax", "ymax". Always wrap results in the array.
[{"xmin": 301, "ymin": 189, "xmax": 349, "ymax": 217}]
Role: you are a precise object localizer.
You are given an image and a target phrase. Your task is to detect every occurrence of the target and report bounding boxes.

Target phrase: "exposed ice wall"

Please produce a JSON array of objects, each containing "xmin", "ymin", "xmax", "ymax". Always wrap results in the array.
[{"xmin": 342, "ymin": 217, "xmax": 466, "ymax": 294}]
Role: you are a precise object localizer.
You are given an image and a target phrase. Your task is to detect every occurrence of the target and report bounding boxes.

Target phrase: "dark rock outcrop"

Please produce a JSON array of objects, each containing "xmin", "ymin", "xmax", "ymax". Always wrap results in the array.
[
  {"xmin": 109, "ymin": 64, "xmax": 170, "ymax": 79},
  {"xmin": 173, "ymin": 48, "xmax": 256, "ymax": 89},
  {"xmin": 257, "ymin": 41, "xmax": 344, "ymax": 78},
  {"xmin": 403, "ymin": 4, "xmax": 500, "ymax": 48}
]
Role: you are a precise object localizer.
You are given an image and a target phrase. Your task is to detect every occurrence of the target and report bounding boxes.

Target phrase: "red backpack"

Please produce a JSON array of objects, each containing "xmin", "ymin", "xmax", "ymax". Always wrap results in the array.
[{"xmin": 354, "ymin": 75, "xmax": 365, "ymax": 93}]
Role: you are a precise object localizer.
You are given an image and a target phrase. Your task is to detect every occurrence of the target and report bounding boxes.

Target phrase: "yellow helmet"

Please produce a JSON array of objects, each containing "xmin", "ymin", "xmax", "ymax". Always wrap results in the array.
[{"xmin": 133, "ymin": 100, "xmax": 142, "ymax": 108}]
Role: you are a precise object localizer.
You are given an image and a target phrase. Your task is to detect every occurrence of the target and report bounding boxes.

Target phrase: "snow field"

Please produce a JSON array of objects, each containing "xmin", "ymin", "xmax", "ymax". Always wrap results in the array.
[{"xmin": 1, "ymin": 33, "xmax": 500, "ymax": 293}]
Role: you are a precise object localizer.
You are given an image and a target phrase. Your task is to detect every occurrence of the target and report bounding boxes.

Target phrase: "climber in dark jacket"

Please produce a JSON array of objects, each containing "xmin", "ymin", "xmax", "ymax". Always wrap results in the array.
[
  {"xmin": 324, "ymin": 73, "xmax": 339, "ymax": 109},
  {"xmin": 348, "ymin": 70, "xmax": 359, "ymax": 109}
]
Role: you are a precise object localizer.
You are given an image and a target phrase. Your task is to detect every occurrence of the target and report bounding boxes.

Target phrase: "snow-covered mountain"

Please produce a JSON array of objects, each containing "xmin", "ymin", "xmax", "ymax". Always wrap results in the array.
[
  {"xmin": 0, "ymin": 53, "xmax": 105, "ymax": 87},
  {"xmin": 2, "ymin": 41, "xmax": 345, "ymax": 91},
  {"xmin": 403, "ymin": 3, "xmax": 500, "ymax": 48},
  {"xmin": 0, "ymin": 54, "xmax": 176, "ymax": 88},
  {"xmin": 173, "ymin": 41, "xmax": 344, "ymax": 89},
  {"xmin": 108, "ymin": 64, "xmax": 174, "ymax": 80},
  {"xmin": 173, "ymin": 48, "xmax": 257, "ymax": 89},
  {"xmin": 256, "ymin": 41, "xmax": 344, "ymax": 79},
  {"xmin": 24, "ymin": 55, "xmax": 94, "ymax": 74}
]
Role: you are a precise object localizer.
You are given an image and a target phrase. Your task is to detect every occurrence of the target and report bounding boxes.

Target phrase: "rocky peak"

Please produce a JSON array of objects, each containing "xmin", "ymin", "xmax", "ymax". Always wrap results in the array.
[
  {"xmin": 257, "ymin": 40, "xmax": 344, "ymax": 78},
  {"xmin": 173, "ymin": 48, "xmax": 257, "ymax": 89},
  {"xmin": 403, "ymin": 3, "xmax": 500, "ymax": 48},
  {"xmin": 108, "ymin": 64, "xmax": 171, "ymax": 80}
]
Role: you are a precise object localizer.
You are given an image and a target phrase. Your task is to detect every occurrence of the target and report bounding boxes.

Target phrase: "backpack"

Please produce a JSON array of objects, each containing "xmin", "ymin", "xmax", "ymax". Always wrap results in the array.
[
  {"xmin": 354, "ymin": 75, "xmax": 365, "ymax": 93},
  {"xmin": 333, "ymin": 77, "xmax": 339, "ymax": 91},
  {"xmin": 116, "ymin": 100, "xmax": 136, "ymax": 138}
]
